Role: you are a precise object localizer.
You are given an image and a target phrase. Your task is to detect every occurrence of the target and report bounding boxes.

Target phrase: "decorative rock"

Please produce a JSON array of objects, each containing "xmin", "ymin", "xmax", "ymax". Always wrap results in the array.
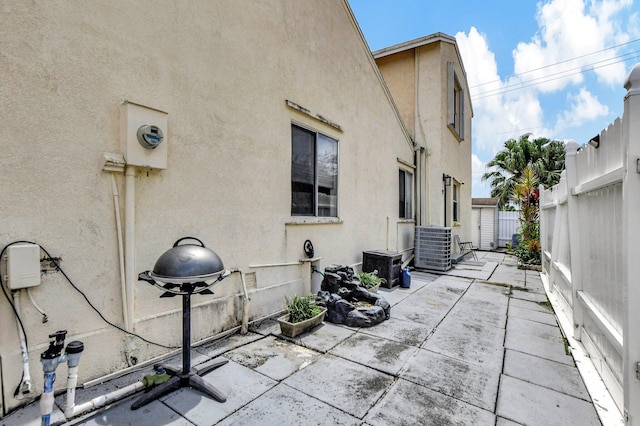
[
  {"xmin": 322, "ymin": 272, "xmax": 342, "ymax": 294},
  {"xmin": 317, "ymin": 265, "xmax": 391, "ymax": 328},
  {"xmin": 344, "ymin": 306, "xmax": 386, "ymax": 327}
]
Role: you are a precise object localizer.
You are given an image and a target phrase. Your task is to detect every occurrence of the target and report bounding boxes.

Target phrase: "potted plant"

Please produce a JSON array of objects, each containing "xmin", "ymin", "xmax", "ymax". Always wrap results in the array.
[
  {"xmin": 277, "ymin": 294, "xmax": 327, "ymax": 337},
  {"xmin": 358, "ymin": 271, "xmax": 382, "ymax": 293}
]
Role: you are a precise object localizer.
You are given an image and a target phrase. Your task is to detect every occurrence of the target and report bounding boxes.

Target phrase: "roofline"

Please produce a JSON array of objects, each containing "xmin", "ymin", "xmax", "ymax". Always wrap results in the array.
[
  {"xmin": 472, "ymin": 197, "xmax": 500, "ymax": 207},
  {"xmin": 373, "ymin": 32, "xmax": 471, "ymax": 100},
  {"xmin": 342, "ymin": 0, "xmax": 415, "ymax": 151},
  {"xmin": 372, "ymin": 33, "xmax": 457, "ymax": 59}
]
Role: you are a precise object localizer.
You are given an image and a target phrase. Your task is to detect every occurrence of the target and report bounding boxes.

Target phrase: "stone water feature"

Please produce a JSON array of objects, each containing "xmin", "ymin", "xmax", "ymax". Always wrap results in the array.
[{"xmin": 316, "ymin": 265, "xmax": 390, "ymax": 327}]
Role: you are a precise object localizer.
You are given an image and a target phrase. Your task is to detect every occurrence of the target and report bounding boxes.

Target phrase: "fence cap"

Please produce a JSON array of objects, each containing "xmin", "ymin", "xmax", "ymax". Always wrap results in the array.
[
  {"xmin": 624, "ymin": 63, "xmax": 640, "ymax": 94},
  {"xmin": 565, "ymin": 140, "xmax": 579, "ymax": 155}
]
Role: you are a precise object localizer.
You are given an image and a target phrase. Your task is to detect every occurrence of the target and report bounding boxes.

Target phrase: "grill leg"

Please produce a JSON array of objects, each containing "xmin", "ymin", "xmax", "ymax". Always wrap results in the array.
[{"xmin": 131, "ymin": 291, "xmax": 228, "ymax": 410}]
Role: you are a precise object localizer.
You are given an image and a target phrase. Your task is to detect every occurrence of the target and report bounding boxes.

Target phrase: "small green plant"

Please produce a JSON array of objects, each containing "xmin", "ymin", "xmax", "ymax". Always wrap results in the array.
[
  {"xmin": 284, "ymin": 294, "xmax": 323, "ymax": 324},
  {"xmin": 358, "ymin": 271, "xmax": 382, "ymax": 290},
  {"xmin": 512, "ymin": 240, "xmax": 541, "ymax": 265}
]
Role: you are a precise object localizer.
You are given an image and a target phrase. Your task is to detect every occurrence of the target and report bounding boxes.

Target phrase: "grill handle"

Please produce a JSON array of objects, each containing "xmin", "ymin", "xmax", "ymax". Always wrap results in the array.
[
  {"xmin": 138, "ymin": 271, "xmax": 155, "ymax": 284},
  {"xmin": 172, "ymin": 237, "xmax": 205, "ymax": 248}
]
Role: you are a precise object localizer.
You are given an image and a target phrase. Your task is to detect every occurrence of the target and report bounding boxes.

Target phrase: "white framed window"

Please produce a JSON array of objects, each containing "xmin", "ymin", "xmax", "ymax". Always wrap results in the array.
[
  {"xmin": 447, "ymin": 61, "xmax": 465, "ymax": 141},
  {"xmin": 399, "ymin": 169, "xmax": 412, "ymax": 219},
  {"xmin": 291, "ymin": 123, "xmax": 338, "ymax": 217}
]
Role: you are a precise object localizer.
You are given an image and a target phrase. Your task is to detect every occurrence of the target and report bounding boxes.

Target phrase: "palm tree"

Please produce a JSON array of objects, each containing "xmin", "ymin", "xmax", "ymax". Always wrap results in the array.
[
  {"xmin": 512, "ymin": 166, "xmax": 541, "ymax": 264},
  {"xmin": 481, "ymin": 134, "xmax": 565, "ymax": 207}
]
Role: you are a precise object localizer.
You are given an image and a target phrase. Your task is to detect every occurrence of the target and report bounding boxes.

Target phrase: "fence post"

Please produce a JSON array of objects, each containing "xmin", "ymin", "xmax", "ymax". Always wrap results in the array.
[
  {"xmin": 623, "ymin": 63, "xmax": 640, "ymax": 425},
  {"xmin": 564, "ymin": 141, "xmax": 583, "ymax": 341},
  {"xmin": 538, "ymin": 183, "xmax": 550, "ymax": 291}
]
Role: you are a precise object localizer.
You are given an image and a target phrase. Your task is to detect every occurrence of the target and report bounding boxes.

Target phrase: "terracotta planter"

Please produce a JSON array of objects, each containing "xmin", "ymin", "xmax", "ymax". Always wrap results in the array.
[{"xmin": 277, "ymin": 308, "xmax": 327, "ymax": 338}]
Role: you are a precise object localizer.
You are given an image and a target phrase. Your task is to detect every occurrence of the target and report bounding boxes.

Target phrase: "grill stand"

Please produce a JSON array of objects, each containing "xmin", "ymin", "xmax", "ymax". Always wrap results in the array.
[{"xmin": 131, "ymin": 287, "xmax": 228, "ymax": 410}]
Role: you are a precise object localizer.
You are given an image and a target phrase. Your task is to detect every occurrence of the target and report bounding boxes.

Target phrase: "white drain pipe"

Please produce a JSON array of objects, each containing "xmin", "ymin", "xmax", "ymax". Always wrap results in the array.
[
  {"xmin": 11, "ymin": 290, "xmax": 32, "ymax": 397},
  {"xmin": 229, "ymin": 269, "xmax": 250, "ymax": 334},
  {"xmin": 103, "ymin": 153, "xmax": 129, "ymax": 331},
  {"xmin": 124, "ymin": 165, "xmax": 136, "ymax": 332},
  {"xmin": 62, "ymin": 340, "xmax": 167, "ymax": 420},
  {"xmin": 67, "ymin": 381, "xmax": 146, "ymax": 419},
  {"xmin": 111, "ymin": 173, "xmax": 129, "ymax": 331}
]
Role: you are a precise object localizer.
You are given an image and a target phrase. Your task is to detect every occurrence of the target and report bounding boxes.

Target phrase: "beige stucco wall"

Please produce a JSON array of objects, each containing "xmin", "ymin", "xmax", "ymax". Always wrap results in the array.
[
  {"xmin": 0, "ymin": 0, "xmax": 414, "ymax": 414},
  {"xmin": 375, "ymin": 38, "xmax": 473, "ymax": 248},
  {"xmin": 421, "ymin": 41, "xmax": 473, "ymax": 246},
  {"xmin": 375, "ymin": 51, "xmax": 416, "ymax": 139}
]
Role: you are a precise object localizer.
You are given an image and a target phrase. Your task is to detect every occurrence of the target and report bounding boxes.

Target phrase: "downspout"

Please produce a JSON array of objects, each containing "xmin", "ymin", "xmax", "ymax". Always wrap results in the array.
[
  {"xmin": 413, "ymin": 147, "xmax": 420, "ymax": 226},
  {"xmin": 415, "ymin": 47, "xmax": 430, "ymax": 226},
  {"xmin": 386, "ymin": 217, "xmax": 391, "ymax": 251},
  {"xmin": 125, "ymin": 165, "xmax": 136, "ymax": 332},
  {"xmin": 443, "ymin": 182, "xmax": 447, "ymax": 227},
  {"xmin": 414, "ymin": 48, "xmax": 421, "ymax": 226}
]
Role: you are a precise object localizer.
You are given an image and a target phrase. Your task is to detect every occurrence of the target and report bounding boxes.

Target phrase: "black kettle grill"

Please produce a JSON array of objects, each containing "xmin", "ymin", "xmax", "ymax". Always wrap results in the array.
[{"xmin": 131, "ymin": 237, "xmax": 230, "ymax": 410}]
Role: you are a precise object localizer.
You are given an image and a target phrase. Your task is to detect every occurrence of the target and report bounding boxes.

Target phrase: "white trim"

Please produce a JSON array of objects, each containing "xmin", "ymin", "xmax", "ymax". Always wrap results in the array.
[
  {"xmin": 286, "ymin": 217, "xmax": 343, "ymax": 225},
  {"xmin": 572, "ymin": 167, "xmax": 624, "ymax": 196},
  {"xmin": 577, "ymin": 290, "xmax": 624, "ymax": 355},
  {"xmin": 286, "ymin": 100, "xmax": 342, "ymax": 132},
  {"xmin": 397, "ymin": 157, "xmax": 415, "ymax": 169}
]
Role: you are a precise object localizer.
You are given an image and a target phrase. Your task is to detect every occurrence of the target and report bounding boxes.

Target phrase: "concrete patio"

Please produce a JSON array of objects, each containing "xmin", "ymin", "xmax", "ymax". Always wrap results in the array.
[{"xmin": 3, "ymin": 252, "xmax": 604, "ymax": 425}]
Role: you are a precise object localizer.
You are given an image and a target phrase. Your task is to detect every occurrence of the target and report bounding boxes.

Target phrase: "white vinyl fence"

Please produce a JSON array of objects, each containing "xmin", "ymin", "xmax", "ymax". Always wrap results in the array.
[
  {"xmin": 540, "ymin": 63, "xmax": 640, "ymax": 424},
  {"xmin": 498, "ymin": 211, "xmax": 519, "ymax": 247}
]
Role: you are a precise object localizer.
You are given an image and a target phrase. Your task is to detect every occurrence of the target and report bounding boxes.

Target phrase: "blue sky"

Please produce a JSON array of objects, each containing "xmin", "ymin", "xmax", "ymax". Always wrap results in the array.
[{"xmin": 349, "ymin": 0, "xmax": 640, "ymax": 197}]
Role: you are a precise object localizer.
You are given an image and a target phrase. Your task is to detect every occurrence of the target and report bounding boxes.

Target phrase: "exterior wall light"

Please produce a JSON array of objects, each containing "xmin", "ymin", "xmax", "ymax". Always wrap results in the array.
[
  {"xmin": 443, "ymin": 174, "xmax": 452, "ymax": 186},
  {"xmin": 588, "ymin": 135, "xmax": 600, "ymax": 148}
]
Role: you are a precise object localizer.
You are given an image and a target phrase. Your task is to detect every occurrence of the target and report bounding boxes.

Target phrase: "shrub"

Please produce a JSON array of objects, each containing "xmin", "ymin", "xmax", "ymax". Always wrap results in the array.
[
  {"xmin": 358, "ymin": 271, "xmax": 382, "ymax": 289},
  {"xmin": 513, "ymin": 240, "xmax": 541, "ymax": 265},
  {"xmin": 285, "ymin": 294, "xmax": 323, "ymax": 324}
]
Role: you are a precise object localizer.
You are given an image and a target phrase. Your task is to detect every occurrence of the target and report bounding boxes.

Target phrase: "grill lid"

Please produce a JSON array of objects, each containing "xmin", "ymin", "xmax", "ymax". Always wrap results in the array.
[{"xmin": 147, "ymin": 237, "xmax": 227, "ymax": 284}]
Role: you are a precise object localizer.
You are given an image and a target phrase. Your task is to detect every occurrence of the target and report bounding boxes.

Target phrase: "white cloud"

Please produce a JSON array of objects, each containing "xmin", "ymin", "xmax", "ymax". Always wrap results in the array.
[
  {"xmin": 554, "ymin": 88, "xmax": 609, "ymax": 132},
  {"xmin": 456, "ymin": 0, "xmax": 635, "ymax": 197},
  {"xmin": 471, "ymin": 153, "xmax": 492, "ymax": 198},
  {"xmin": 456, "ymin": 28, "xmax": 545, "ymax": 157},
  {"xmin": 513, "ymin": 0, "xmax": 631, "ymax": 90}
]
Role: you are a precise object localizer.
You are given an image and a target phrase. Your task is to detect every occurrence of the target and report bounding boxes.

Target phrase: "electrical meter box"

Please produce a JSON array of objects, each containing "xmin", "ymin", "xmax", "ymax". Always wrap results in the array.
[
  {"xmin": 120, "ymin": 101, "xmax": 168, "ymax": 169},
  {"xmin": 6, "ymin": 243, "xmax": 41, "ymax": 289}
]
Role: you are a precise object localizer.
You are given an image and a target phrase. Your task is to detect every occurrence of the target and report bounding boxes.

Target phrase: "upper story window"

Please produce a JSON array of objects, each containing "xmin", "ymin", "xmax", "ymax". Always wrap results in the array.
[
  {"xmin": 291, "ymin": 124, "xmax": 338, "ymax": 217},
  {"xmin": 447, "ymin": 61, "xmax": 465, "ymax": 141},
  {"xmin": 399, "ymin": 169, "xmax": 413, "ymax": 219}
]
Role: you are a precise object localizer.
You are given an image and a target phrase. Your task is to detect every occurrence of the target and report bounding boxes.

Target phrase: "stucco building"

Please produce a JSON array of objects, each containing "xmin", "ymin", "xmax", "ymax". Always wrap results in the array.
[
  {"xmin": 374, "ymin": 33, "xmax": 474, "ymax": 246},
  {"xmin": 0, "ymin": 1, "xmax": 472, "ymax": 416}
]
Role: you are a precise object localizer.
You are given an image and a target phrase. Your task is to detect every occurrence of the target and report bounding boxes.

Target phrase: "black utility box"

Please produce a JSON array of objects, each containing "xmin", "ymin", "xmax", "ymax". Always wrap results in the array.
[{"xmin": 362, "ymin": 250, "xmax": 402, "ymax": 288}]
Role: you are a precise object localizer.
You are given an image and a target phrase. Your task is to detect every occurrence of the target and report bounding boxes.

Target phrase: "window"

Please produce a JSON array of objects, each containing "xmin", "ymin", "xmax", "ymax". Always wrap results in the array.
[
  {"xmin": 447, "ymin": 61, "xmax": 465, "ymax": 140},
  {"xmin": 452, "ymin": 183, "xmax": 459, "ymax": 222},
  {"xmin": 291, "ymin": 124, "xmax": 338, "ymax": 217},
  {"xmin": 399, "ymin": 169, "xmax": 412, "ymax": 219}
]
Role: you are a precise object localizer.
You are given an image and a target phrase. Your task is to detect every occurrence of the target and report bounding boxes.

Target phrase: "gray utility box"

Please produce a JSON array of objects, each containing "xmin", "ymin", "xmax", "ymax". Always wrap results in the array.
[
  {"xmin": 415, "ymin": 226, "xmax": 452, "ymax": 271},
  {"xmin": 362, "ymin": 250, "xmax": 402, "ymax": 288}
]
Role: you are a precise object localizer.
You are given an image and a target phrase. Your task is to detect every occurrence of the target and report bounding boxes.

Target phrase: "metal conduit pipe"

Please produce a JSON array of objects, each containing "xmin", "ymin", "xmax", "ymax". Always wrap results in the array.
[
  {"xmin": 124, "ymin": 165, "xmax": 136, "ymax": 332},
  {"xmin": 111, "ymin": 173, "xmax": 129, "ymax": 331}
]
